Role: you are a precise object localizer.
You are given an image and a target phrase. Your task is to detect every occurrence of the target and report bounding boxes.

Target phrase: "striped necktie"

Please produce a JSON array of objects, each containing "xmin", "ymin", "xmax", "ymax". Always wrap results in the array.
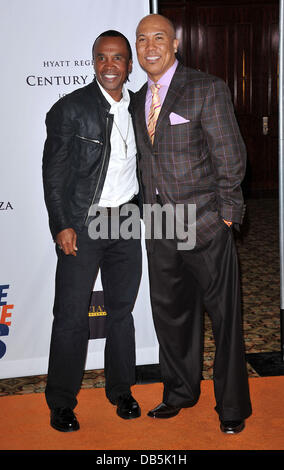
[{"xmin": 147, "ymin": 83, "xmax": 161, "ymax": 144}]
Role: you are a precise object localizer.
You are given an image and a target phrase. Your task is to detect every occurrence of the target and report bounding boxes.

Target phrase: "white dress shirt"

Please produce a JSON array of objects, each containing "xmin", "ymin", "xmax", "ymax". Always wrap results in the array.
[{"xmin": 96, "ymin": 80, "xmax": 138, "ymax": 207}]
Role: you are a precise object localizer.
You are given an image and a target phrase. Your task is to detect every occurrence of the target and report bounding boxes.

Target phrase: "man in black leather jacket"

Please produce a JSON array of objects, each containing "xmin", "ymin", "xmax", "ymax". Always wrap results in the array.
[{"xmin": 42, "ymin": 31, "xmax": 142, "ymax": 432}]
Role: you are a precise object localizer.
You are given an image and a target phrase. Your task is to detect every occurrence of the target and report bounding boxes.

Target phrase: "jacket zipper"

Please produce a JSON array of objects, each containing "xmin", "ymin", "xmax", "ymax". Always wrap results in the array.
[
  {"xmin": 84, "ymin": 116, "xmax": 110, "ymax": 224},
  {"xmin": 76, "ymin": 134, "xmax": 103, "ymax": 145},
  {"xmin": 136, "ymin": 154, "xmax": 144, "ymax": 203}
]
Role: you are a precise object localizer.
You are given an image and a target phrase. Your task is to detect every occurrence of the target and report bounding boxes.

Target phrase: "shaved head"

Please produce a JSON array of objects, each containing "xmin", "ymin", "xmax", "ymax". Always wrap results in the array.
[{"xmin": 136, "ymin": 14, "xmax": 176, "ymax": 39}]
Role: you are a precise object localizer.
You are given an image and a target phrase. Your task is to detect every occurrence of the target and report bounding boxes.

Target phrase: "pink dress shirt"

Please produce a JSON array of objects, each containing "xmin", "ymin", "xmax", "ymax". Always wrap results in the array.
[{"xmin": 145, "ymin": 60, "xmax": 179, "ymax": 124}]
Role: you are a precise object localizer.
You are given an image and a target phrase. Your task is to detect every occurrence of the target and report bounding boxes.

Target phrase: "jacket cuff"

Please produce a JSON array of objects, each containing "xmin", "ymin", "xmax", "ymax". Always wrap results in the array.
[
  {"xmin": 220, "ymin": 204, "xmax": 246, "ymax": 224},
  {"xmin": 50, "ymin": 221, "xmax": 74, "ymax": 241}
]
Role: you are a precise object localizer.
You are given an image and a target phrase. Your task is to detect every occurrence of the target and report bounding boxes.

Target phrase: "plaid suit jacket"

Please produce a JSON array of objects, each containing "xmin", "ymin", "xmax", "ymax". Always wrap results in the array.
[{"xmin": 134, "ymin": 63, "xmax": 246, "ymax": 247}]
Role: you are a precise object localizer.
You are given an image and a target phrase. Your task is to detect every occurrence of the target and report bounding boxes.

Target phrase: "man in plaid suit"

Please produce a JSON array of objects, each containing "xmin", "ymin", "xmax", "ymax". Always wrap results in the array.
[{"xmin": 135, "ymin": 14, "xmax": 252, "ymax": 433}]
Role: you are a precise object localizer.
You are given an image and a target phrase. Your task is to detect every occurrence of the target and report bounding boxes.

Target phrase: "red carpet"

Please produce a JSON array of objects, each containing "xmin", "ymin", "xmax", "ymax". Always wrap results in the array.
[{"xmin": 0, "ymin": 376, "xmax": 283, "ymax": 450}]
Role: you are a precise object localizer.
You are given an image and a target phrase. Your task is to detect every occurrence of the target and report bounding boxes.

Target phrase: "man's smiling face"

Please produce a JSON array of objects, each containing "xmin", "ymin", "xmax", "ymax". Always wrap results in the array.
[
  {"xmin": 136, "ymin": 15, "xmax": 178, "ymax": 83},
  {"xmin": 94, "ymin": 36, "xmax": 132, "ymax": 101}
]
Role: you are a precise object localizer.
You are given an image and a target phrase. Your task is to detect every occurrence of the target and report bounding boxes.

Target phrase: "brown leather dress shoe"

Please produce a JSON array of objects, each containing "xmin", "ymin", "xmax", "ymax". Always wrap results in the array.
[
  {"xmin": 147, "ymin": 402, "xmax": 181, "ymax": 419},
  {"xmin": 220, "ymin": 420, "xmax": 245, "ymax": 434}
]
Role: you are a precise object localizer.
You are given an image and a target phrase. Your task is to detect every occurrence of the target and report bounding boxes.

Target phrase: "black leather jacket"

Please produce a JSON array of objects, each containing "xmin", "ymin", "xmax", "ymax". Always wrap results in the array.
[{"xmin": 42, "ymin": 80, "xmax": 139, "ymax": 240}]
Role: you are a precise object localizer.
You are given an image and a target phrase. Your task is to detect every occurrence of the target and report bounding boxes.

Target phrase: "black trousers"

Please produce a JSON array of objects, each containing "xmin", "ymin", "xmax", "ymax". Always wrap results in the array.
[
  {"xmin": 45, "ymin": 220, "xmax": 142, "ymax": 410},
  {"xmin": 147, "ymin": 224, "xmax": 252, "ymax": 421}
]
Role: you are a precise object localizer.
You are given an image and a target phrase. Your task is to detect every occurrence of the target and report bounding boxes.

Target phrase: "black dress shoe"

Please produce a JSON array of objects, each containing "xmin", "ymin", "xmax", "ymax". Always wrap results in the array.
[
  {"xmin": 116, "ymin": 394, "xmax": 141, "ymax": 420},
  {"xmin": 220, "ymin": 419, "xmax": 245, "ymax": 434},
  {"xmin": 148, "ymin": 402, "xmax": 181, "ymax": 419},
  {"xmin": 50, "ymin": 407, "xmax": 80, "ymax": 432}
]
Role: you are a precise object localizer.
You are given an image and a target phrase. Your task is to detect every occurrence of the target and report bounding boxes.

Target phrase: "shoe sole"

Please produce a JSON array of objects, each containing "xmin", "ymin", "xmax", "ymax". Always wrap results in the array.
[
  {"xmin": 50, "ymin": 422, "xmax": 80, "ymax": 432},
  {"xmin": 147, "ymin": 409, "xmax": 181, "ymax": 419},
  {"xmin": 220, "ymin": 423, "xmax": 245, "ymax": 434},
  {"xmin": 117, "ymin": 409, "xmax": 141, "ymax": 420}
]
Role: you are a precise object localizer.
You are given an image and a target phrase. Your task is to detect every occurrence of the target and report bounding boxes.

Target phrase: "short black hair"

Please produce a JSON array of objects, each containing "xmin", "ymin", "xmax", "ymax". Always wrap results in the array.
[{"xmin": 92, "ymin": 30, "xmax": 133, "ymax": 61}]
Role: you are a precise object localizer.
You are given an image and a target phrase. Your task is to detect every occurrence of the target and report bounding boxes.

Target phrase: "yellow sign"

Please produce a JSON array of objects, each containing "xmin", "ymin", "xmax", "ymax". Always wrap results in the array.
[{"xmin": 89, "ymin": 305, "xmax": 107, "ymax": 317}]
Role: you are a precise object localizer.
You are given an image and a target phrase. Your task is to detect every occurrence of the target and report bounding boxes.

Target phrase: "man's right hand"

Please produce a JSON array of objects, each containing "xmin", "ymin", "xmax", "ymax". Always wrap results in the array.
[{"xmin": 56, "ymin": 228, "xmax": 78, "ymax": 256}]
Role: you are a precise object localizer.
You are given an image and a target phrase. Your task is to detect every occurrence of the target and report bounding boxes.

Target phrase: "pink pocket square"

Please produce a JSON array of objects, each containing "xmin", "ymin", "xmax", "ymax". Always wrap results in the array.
[{"xmin": 169, "ymin": 112, "xmax": 190, "ymax": 125}]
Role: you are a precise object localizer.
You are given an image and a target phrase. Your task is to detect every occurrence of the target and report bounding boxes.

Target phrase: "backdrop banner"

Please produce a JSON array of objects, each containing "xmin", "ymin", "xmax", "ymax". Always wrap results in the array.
[{"xmin": 0, "ymin": 0, "xmax": 158, "ymax": 379}]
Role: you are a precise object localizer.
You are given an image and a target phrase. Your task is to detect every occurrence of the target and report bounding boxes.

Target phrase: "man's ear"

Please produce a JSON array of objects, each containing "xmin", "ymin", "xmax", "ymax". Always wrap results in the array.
[
  {"xmin": 174, "ymin": 38, "xmax": 179, "ymax": 53},
  {"xmin": 128, "ymin": 59, "xmax": 133, "ymax": 75}
]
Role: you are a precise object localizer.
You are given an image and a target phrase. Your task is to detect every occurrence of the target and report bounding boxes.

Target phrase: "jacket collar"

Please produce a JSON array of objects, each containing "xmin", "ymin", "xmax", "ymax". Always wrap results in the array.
[
  {"xmin": 89, "ymin": 78, "xmax": 135, "ymax": 117},
  {"xmin": 154, "ymin": 63, "xmax": 188, "ymax": 145}
]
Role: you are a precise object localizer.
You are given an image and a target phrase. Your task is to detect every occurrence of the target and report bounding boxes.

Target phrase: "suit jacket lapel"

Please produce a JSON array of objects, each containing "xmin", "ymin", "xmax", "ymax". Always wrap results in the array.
[
  {"xmin": 135, "ymin": 83, "xmax": 153, "ymax": 148},
  {"xmin": 154, "ymin": 63, "xmax": 187, "ymax": 145},
  {"xmin": 135, "ymin": 63, "xmax": 187, "ymax": 149}
]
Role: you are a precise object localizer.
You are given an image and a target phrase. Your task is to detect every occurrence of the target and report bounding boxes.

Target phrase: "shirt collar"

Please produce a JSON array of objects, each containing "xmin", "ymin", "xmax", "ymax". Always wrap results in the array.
[
  {"xmin": 147, "ymin": 59, "xmax": 179, "ymax": 88},
  {"xmin": 96, "ymin": 78, "xmax": 130, "ymax": 108}
]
